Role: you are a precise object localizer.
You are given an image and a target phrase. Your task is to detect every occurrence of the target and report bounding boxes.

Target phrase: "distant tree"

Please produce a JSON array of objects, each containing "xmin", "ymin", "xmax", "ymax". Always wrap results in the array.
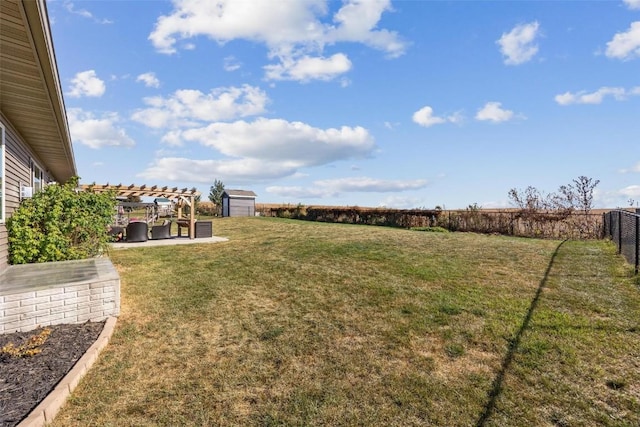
[
  {"xmin": 570, "ymin": 176, "xmax": 600, "ymax": 216},
  {"xmin": 629, "ymin": 198, "xmax": 636, "ymax": 208},
  {"xmin": 508, "ymin": 186, "xmax": 549, "ymax": 212},
  {"xmin": 549, "ymin": 184, "xmax": 575, "ymax": 215},
  {"xmin": 208, "ymin": 179, "xmax": 225, "ymax": 216},
  {"xmin": 508, "ymin": 176, "xmax": 600, "ymax": 237},
  {"xmin": 126, "ymin": 195, "xmax": 142, "ymax": 203}
]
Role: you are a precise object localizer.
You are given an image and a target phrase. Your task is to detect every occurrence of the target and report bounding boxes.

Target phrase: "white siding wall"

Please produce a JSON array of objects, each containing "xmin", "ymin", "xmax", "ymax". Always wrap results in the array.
[{"xmin": 0, "ymin": 114, "xmax": 55, "ymax": 272}]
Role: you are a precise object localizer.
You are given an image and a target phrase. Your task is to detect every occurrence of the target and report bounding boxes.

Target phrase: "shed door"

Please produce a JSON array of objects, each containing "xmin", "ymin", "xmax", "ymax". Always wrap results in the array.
[
  {"xmin": 222, "ymin": 196, "xmax": 229, "ymax": 217},
  {"xmin": 229, "ymin": 198, "xmax": 255, "ymax": 216}
]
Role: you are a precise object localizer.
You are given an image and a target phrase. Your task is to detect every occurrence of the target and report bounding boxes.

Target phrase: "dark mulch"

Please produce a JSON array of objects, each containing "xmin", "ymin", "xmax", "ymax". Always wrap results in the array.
[{"xmin": 0, "ymin": 321, "xmax": 105, "ymax": 427}]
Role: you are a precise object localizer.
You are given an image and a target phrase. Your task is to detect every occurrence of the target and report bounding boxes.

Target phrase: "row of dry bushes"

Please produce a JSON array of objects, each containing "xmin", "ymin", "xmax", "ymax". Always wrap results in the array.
[{"xmin": 257, "ymin": 204, "xmax": 604, "ymax": 239}]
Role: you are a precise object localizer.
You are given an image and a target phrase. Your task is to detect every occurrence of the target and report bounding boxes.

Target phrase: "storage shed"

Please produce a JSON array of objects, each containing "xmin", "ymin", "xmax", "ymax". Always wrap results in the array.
[
  {"xmin": 154, "ymin": 197, "xmax": 174, "ymax": 217},
  {"xmin": 222, "ymin": 190, "xmax": 257, "ymax": 217}
]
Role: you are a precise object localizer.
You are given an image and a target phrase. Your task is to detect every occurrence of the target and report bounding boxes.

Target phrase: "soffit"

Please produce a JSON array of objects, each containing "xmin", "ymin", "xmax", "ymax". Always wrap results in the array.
[{"xmin": 0, "ymin": 0, "xmax": 76, "ymax": 182}]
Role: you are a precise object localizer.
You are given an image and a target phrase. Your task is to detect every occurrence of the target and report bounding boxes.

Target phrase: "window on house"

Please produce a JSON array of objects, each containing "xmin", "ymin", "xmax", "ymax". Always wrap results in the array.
[{"xmin": 32, "ymin": 163, "xmax": 43, "ymax": 194}]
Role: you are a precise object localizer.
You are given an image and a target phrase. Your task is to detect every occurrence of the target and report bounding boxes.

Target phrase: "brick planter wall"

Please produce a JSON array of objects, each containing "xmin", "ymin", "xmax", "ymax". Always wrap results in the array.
[{"xmin": 0, "ymin": 258, "xmax": 120, "ymax": 334}]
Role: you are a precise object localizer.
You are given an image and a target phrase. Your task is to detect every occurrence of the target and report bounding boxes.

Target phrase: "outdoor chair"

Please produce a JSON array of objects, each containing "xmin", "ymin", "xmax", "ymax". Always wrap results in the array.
[
  {"xmin": 151, "ymin": 219, "xmax": 172, "ymax": 240},
  {"xmin": 176, "ymin": 218, "xmax": 195, "ymax": 237},
  {"xmin": 126, "ymin": 221, "xmax": 148, "ymax": 242},
  {"xmin": 108, "ymin": 226, "xmax": 124, "ymax": 242}
]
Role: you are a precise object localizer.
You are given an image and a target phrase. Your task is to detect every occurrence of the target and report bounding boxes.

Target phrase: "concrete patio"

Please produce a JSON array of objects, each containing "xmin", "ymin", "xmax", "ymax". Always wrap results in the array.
[{"xmin": 110, "ymin": 235, "xmax": 228, "ymax": 249}]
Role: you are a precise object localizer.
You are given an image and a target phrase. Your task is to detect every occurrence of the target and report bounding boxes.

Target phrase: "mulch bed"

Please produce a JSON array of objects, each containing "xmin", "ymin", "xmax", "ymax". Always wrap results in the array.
[{"xmin": 0, "ymin": 321, "xmax": 105, "ymax": 427}]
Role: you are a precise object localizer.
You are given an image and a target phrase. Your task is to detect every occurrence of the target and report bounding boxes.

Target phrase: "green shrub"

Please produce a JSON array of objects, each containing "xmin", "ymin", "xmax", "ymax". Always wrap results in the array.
[{"xmin": 7, "ymin": 177, "xmax": 116, "ymax": 264}]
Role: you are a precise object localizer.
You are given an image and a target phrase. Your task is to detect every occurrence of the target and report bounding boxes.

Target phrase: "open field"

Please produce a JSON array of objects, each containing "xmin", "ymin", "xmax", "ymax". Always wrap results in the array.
[{"xmin": 53, "ymin": 217, "xmax": 640, "ymax": 426}]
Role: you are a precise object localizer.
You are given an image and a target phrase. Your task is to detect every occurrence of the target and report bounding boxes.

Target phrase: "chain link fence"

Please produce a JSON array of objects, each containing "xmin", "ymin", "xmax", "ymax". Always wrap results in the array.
[{"xmin": 604, "ymin": 210, "xmax": 640, "ymax": 274}]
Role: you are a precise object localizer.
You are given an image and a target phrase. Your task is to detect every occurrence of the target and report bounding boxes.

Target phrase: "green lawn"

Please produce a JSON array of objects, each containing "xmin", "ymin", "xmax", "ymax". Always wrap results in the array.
[{"xmin": 53, "ymin": 217, "xmax": 640, "ymax": 426}]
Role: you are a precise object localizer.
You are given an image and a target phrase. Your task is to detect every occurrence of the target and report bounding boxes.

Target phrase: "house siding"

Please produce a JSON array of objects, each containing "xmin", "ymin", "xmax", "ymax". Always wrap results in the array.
[{"xmin": 0, "ymin": 113, "xmax": 54, "ymax": 272}]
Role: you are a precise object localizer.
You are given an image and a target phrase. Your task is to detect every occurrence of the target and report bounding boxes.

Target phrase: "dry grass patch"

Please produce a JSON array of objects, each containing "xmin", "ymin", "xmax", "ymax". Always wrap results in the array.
[{"xmin": 52, "ymin": 218, "xmax": 640, "ymax": 426}]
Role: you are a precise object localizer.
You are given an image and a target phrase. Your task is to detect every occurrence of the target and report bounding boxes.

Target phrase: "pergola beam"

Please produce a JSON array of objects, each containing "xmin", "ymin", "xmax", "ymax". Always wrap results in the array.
[{"xmin": 80, "ymin": 184, "xmax": 201, "ymax": 239}]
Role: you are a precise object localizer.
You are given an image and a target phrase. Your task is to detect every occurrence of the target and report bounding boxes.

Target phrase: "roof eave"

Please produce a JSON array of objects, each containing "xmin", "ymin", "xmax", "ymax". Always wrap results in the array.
[{"xmin": 21, "ymin": 0, "xmax": 76, "ymax": 181}]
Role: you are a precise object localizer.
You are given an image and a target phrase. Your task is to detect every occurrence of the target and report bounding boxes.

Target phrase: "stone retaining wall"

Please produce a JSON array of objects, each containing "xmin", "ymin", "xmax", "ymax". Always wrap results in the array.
[{"xmin": 0, "ymin": 258, "xmax": 120, "ymax": 334}]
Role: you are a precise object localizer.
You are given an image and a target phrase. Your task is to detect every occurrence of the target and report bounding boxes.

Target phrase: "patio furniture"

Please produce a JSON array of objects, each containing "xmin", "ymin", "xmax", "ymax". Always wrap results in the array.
[
  {"xmin": 126, "ymin": 221, "xmax": 148, "ymax": 242},
  {"xmin": 176, "ymin": 218, "xmax": 194, "ymax": 237},
  {"xmin": 108, "ymin": 226, "xmax": 124, "ymax": 242},
  {"xmin": 175, "ymin": 219, "xmax": 212, "ymax": 238},
  {"xmin": 194, "ymin": 221, "xmax": 213, "ymax": 238},
  {"xmin": 151, "ymin": 220, "xmax": 172, "ymax": 240}
]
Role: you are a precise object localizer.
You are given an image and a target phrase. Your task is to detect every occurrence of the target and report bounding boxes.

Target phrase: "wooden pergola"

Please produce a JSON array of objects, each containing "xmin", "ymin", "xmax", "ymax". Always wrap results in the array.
[{"xmin": 80, "ymin": 184, "xmax": 201, "ymax": 239}]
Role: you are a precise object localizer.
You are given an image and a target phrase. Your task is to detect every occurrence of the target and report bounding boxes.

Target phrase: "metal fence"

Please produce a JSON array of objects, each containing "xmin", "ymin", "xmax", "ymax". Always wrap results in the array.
[{"xmin": 604, "ymin": 210, "xmax": 640, "ymax": 274}]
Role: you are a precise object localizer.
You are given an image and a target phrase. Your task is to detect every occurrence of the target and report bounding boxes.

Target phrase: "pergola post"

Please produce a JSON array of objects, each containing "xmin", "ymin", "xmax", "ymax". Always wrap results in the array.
[{"xmin": 189, "ymin": 195, "xmax": 195, "ymax": 240}]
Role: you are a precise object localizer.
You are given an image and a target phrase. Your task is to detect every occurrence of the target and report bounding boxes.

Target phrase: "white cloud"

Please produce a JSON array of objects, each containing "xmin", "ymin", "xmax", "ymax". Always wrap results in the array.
[
  {"xmin": 136, "ymin": 72, "xmax": 160, "ymax": 88},
  {"xmin": 67, "ymin": 70, "xmax": 106, "ymax": 98},
  {"xmin": 179, "ymin": 118, "xmax": 375, "ymax": 167},
  {"xmin": 497, "ymin": 21, "xmax": 540, "ymax": 65},
  {"xmin": 624, "ymin": 0, "xmax": 640, "ymax": 10},
  {"xmin": 412, "ymin": 106, "xmax": 462, "ymax": 128},
  {"xmin": 475, "ymin": 102, "xmax": 516, "ymax": 123},
  {"xmin": 160, "ymin": 130, "xmax": 184, "ymax": 147},
  {"xmin": 64, "ymin": 1, "xmax": 113, "ymax": 24},
  {"xmin": 131, "ymin": 85, "xmax": 269, "ymax": 129},
  {"xmin": 619, "ymin": 162, "xmax": 640, "ymax": 174},
  {"xmin": 67, "ymin": 108, "xmax": 135, "ymax": 149},
  {"xmin": 267, "ymin": 177, "xmax": 427, "ymax": 198},
  {"xmin": 148, "ymin": 0, "xmax": 405, "ymax": 82},
  {"xmin": 378, "ymin": 195, "xmax": 427, "ymax": 209},
  {"xmin": 412, "ymin": 106, "xmax": 445, "ymax": 127},
  {"xmin": 266, "ymin": 186, "xmax": 333, "ymax": 199},
  {"xmin": 316, "ymin": 177, "xmax": 427, "ymax": 192},
  {"xmin": 140, "ymin": 119, "xmax": 376, "ymax": 184},
  {"xmin": 620, "ymin": 185, "xmax": 640, "ymax": 198},
  {"xmin": 606, "ymin": 21, "xmax": 640, "ymax": 60},
  {"xmin": 223, "ymin": 56, "xmax": 242, "ymax": 72},
  {"xmin": 139, "ymin": 157, "xmax": 295, "ymax": 183},
  {"xmin": 264, "ymin": 53, "xmax": 352, "ymax": 82},
  {"xmin": 554, "ymin": 86, "xmax": 630, "ymax": 105},
  {"xmin": 323, "ymin": 0, "xmax": 405, "ymax": 58}
]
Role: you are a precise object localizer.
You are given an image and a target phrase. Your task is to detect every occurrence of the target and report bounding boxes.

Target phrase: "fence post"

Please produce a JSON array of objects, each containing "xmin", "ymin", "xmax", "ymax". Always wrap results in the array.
[
  {"xmin": 633, "ymin": 215, "xmax": 640, "ymax": 274},
  {"xmin": 510, "ymin": 212, "xmax": 514, "ymax": 236},
  {"xmin": 618, "ymin": 211, "xmax": 623, "ymax": 254}
]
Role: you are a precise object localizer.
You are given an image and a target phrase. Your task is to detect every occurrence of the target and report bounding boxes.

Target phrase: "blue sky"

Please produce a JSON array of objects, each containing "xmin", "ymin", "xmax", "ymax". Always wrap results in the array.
[{"xmin": 47, "ymin": 0, "xmax": 640, "ymax": 209}]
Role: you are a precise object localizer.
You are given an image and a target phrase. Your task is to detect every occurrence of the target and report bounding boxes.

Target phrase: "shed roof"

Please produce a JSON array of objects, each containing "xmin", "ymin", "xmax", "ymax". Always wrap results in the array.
[
  {"xmin": 0, "ymin": 0, "xmax": 76, "ymax": 182},
  {"xmin": 224, "ymin": 190, "xmax": 257, "ymax": 198}
]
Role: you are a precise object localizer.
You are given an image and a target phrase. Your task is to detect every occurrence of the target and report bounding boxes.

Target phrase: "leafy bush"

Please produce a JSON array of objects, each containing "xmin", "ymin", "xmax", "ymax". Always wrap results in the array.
[{"xmin": 7, "ymin": 177, "xmax": 116, "ymax": 264}]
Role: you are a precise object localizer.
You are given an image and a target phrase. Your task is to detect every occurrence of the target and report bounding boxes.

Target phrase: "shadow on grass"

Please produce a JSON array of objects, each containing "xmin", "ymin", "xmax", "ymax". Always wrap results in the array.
[{"xmin": 475, "ymin": 239, "xmax": 567, "ymax": 427}]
